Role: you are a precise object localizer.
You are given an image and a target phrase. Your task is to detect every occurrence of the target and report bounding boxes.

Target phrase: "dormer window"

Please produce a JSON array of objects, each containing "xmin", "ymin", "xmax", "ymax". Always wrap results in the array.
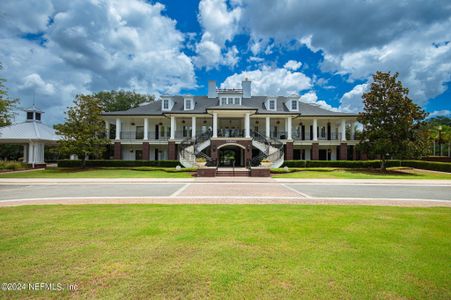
[
  {"xmin": 184, "ymin": 98, "xmax": 193, "ymax": 110},
  {"xmin": 266, "ymin": 98, "xmax": 277, "ymax": 111},
  {"xmin": 221, "ymin": 97, "xmax": 226, "ymax": 105},
  {"xmin": 291, "ymin": 100, "xmax": 298, "ymax": 110},
  {"xmin": 234, "ymin": 97, "xmax": 240, "ymax": 105},
  {"xmin": 162, "ymin": 97, "xmax": 173, "ymax": 111},
  {"xmin": 35, "ymin": 112, "xmax": 41, "ymax": 121},
  {"xmin": 27, "ymin": 112, "xmax": 33, "ymax": 120},
  {"xmin": 227, "ymin": 97, "xmax": 233, "ymax": 104},
  {"xmin": 269, "ymin": 100, "xmax": 276, "ymax": 110}
]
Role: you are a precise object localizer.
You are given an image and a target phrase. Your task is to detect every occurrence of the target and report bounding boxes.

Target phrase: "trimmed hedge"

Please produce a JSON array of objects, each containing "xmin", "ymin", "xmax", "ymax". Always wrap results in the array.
[
  {"xmin": 57, "ymin": 160, "xmax": 180, "ymax": 168},
  {"xmin": 402, "ymin": 160, "xmax": 451, "ymax": 173},
  {"xmin": 282, "ymin": 160, "xmax": 451, "ymax": 173},
  {"xmin": 283, "ymin": 160, "xmax": 402, "ymax": 168}
]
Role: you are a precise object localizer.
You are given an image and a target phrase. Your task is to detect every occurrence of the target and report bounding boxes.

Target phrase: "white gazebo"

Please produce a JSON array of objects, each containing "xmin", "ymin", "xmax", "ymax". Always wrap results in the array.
[{"xmin": 0, "ymin": 106, "xmax": 60, "ymax": 167}]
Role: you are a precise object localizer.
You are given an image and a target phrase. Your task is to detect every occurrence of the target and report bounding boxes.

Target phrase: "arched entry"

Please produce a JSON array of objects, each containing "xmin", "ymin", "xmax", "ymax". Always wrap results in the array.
[{"xmin": 218, "ymin": 144, "xmax": 245, "ymax": 167}]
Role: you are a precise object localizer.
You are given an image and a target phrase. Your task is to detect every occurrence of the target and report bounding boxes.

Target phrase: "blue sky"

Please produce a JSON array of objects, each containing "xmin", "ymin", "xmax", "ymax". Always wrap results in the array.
[{"xmin": 0, "ymin": 0, "xmax": 450, "ymax": 124}]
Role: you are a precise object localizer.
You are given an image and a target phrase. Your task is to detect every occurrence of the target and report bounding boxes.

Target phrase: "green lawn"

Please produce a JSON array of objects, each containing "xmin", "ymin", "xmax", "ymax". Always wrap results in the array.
[
  {"xmin": 0, "ymin": 167, "xmax": 194, "ymax": 178},
  {"xmin": 0, "ymin": 205, "xmax": 449, "ymax": 299},
  {"xmin": 1, "ymin": 166, "xmax": 450, "ymax": 179},
  {"xmin": 272, "ymin": 167, "xmax": 451, "ymax": 180}
]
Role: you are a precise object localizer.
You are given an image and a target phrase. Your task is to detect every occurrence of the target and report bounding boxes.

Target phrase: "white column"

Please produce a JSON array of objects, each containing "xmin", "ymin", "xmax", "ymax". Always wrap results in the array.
[
  {"xmin": 105, "ymin": 120, "xmax": 110, "ymax": 138},
  {"xmin": 28, "ymin": 143, "xmax": 34, "ymax": 165},
  {"xmin": 266, "ymin": 116, "xmax": 270, "ymax": 138},
  {"xmin": 287, "ymin": 117, "xmax": 292, "ymax": 140},
  {"xmin": 170, "ymin": 116, "xmax": 175, "ymax": 140},
  {"xmin": 115, "ymin": 118, "xmax": 121, "ymax": 140},
  {"xmin": 313, "ymin": 119, "xmax": 318, "ymax": 141},
  {"xmin": 341, "ymin": 119, "xmax": 347, "ymax": 142},
  {"xmin": 143, "ymin": 118, "xmax": 148, "ymax": 140},
  {"xmin": 351, "ymin": 121, "xmax": 356, "ymax": 140},
  {"xmin": 212, "ymin": 113, "xmax": 218, "ymax": 138},
  {"xmin": 245, "ymin": 112, "xmax": 250, "ymax": 138},
  {"xmin": 191, "ymin": 116, "xmax": 197, "ymax": 138}
]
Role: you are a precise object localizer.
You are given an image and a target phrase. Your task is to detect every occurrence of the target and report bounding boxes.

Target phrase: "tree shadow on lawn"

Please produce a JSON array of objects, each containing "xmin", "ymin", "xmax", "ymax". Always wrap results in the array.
[{"xmin": 346, "ymin": 167, "xmax": 421, "ymax": 177}]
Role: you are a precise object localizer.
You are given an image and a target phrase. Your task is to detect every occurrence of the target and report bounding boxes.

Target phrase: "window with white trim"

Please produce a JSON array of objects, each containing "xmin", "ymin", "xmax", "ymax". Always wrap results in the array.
[
  {"xmin": 163, "ymin": 99, "xmax": 169, "ymax": 110},
  {"xmin": 269, "ymin": 100, "xmax": 276, "ymax": 110},
  {"xmin": 291, "ymin": 100, "xmax": 298, "ymax": 110},
  {"xmin": 184, "ymin": 98, "xmax": 192, "ymax": 110},
  {"xmin": 221, "ymin": 97, "xmax": 226, "ymax": 105},
  {"xmin": 234, "ymin": 97, "xmax": 240, "ymax": 105},
  {"xmin": 228, "ymin": 97, "xmax": 233, "ymax": 104}
]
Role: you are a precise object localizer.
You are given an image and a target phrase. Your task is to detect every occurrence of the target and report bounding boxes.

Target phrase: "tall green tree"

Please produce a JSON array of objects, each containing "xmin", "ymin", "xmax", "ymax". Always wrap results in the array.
[
  {"xmin": 358, "ymin": 72, "xmax": 427, "ymax": 170},
  {"xmin": 54, "ymin": 95, "xmax": 109, "ymax": 168},
  {"xmin": 0, "ymin": 63, "xmax": 18, "ymax": 127},
  {"xmin": 94, "ymin": 90, "xmax": 154, "ymax": 112}
]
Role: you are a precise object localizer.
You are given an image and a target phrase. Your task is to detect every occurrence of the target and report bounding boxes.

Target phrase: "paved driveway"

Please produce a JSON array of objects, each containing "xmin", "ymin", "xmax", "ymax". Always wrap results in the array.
[{"xmin": 0, "ymin": 179, "xmax": 450, "ymax": 206}]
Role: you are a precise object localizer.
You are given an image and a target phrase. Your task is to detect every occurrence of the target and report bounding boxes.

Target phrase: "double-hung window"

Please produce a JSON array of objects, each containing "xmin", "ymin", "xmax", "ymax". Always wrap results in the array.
[
  {"xmin": 221, "ymin": 97, "xmax": 227, "ymax": 105},
  {"xmin": 163, "ymin": 99, "xmax": 169, "ymax": 110},
  {"xmin": 185, "ymin": 99, "xmax": 192, "ymax": 110},
  {"xmin": 269, "ymin": 100, "xmax": 275, "ymax": 110},
  {"xmin": 291, "ymin": 100, "xmax": 298, "ymax": 110},
  {"xmin": 234, "ymin": 97, "xmax": 240, "ymax": 105},
  {"xmin": 228, "ymin": 97, "xmax": 233, "ymax": 104}
]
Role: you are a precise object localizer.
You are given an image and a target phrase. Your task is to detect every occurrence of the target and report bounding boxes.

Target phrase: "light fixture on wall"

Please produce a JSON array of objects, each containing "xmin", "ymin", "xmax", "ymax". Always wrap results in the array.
[
  {"xmin": 255, "ymin": 120, "xmax": 259, "ymax": 124},
  {"xmin": 131, "ymin": 122, "xmax": 135, "ymax": 126},
  {"xmin": 182, "ymin": 120, "xmax": 185, "ymax": 124},
  {"xmin": 203, "ymin": 120, "xmax": 207, "ymax": 124},
  {"xmin": 276, "ymin": 120, "xmax": 280, "ymax": 125},
  {"xmin": 159, "ymin": 122, "xmax": 163, "ymax": 125}
]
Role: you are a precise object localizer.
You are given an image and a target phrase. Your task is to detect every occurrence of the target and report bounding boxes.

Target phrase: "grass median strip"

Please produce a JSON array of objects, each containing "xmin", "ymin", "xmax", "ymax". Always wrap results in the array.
[{"xmin": 0, "ymin": 205, "xmax": 449, "ymax": 299}]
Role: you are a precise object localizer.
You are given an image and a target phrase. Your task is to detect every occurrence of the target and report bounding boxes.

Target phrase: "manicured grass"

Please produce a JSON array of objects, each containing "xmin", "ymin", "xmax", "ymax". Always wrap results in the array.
[
  {"xmin": 0, "ymin": 205, "xmax": 449, "ymax": 299},
  {"xmin": 0, "ymin": 167, "xmax": 194, "ymax": 178},
  {"xmin": 272, "ymin": 167, "xmax": 451, "ymax": 180}
]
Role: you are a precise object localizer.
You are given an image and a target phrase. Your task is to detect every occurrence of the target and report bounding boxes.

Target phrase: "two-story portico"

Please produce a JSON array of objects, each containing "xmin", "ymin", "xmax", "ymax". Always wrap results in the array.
[{"xmin": 102, "ymin": 79, "xmax": 358, "ymax": 168}]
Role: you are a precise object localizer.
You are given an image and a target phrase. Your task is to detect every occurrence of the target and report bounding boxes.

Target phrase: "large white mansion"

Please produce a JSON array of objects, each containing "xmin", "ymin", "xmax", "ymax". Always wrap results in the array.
[{"xmin": 102, "ymin": 79, "xmax": 359, "ymax": 168}]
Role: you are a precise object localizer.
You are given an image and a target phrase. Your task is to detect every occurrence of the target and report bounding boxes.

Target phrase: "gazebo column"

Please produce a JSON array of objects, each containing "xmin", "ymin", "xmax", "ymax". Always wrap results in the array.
[{"xmin": 23, "ymin": 144, "xmax": 28, "ymax": 163}]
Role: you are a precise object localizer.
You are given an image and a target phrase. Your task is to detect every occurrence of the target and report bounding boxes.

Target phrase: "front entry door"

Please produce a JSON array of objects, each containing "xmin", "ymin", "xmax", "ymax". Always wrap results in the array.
[{"xmin": 219, "ymin": 146, "xmax": 243, "ymax": 167}]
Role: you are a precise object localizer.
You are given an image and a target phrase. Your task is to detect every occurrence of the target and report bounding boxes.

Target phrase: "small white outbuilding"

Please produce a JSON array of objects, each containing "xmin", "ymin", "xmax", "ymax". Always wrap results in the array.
[{"xmin": 0, "ymin": 106, "xmax": 60, "ymax": 167}]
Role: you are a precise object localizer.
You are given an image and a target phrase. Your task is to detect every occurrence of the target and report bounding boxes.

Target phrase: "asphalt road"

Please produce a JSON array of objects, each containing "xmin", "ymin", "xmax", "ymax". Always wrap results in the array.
[
  {"xmin": 287, "ymin": 184, "xmax": 451, "ymax": 200},
  {"xmin": 0, "ymin": 182, "xmax": 450, "ymax": 202}
]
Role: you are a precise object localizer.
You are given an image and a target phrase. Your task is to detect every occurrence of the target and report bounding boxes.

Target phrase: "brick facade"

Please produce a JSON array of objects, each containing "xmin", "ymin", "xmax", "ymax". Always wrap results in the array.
[
  {"xmin": 250, "ymin": 167, "xmax": 271, "ymax": 177},
  {"xmin": 210, "ymin": 139, "xmax": 252, "ymax": 164},
  {"xmin": 142, "ymin": 142, "xmax": 149, "ymax": 160},
  {"xmin": 339, "ymin": 143, "xmax": 348, "ymax": 160},
  {"xmin": 114, "ymin": 142, "xmax": 121, "ymax": 160},
  {"xmin": 168, "ymin": 141, "xmax": 176, "ymax": 160},
  {"xmin": 311, "ymin": 143, "xmax": 319, "ymax": 160},
  {"xmin": 285, "ymin": 141, "xmax": 293, "ymax": 160}
]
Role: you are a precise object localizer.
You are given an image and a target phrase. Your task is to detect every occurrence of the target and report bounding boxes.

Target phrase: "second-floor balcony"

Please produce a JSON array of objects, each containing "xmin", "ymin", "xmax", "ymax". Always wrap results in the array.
[{"xmin": 113, "ymin": 129, "xmax": 355, "ymax": 141}]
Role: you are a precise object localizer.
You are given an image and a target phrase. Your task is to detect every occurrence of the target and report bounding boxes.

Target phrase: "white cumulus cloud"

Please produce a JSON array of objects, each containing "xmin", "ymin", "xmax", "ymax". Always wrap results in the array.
[
  {"xmin": 221, "ymin": 66, "xmax": 311, "ymax": 95},
  {"xmin": 0, "ymin": 0, "xmax": 196, "ymax": 124}
]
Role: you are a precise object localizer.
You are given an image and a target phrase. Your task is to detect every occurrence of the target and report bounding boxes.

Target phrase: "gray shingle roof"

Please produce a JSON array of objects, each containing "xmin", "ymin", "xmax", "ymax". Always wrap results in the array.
[
  {"xmin": 0, "ymin": 121, "xmax": 60, "ymax": 143},
  {"xmin": 102, "ymin": 96, "xmax": 357, "ymax": 117}
]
